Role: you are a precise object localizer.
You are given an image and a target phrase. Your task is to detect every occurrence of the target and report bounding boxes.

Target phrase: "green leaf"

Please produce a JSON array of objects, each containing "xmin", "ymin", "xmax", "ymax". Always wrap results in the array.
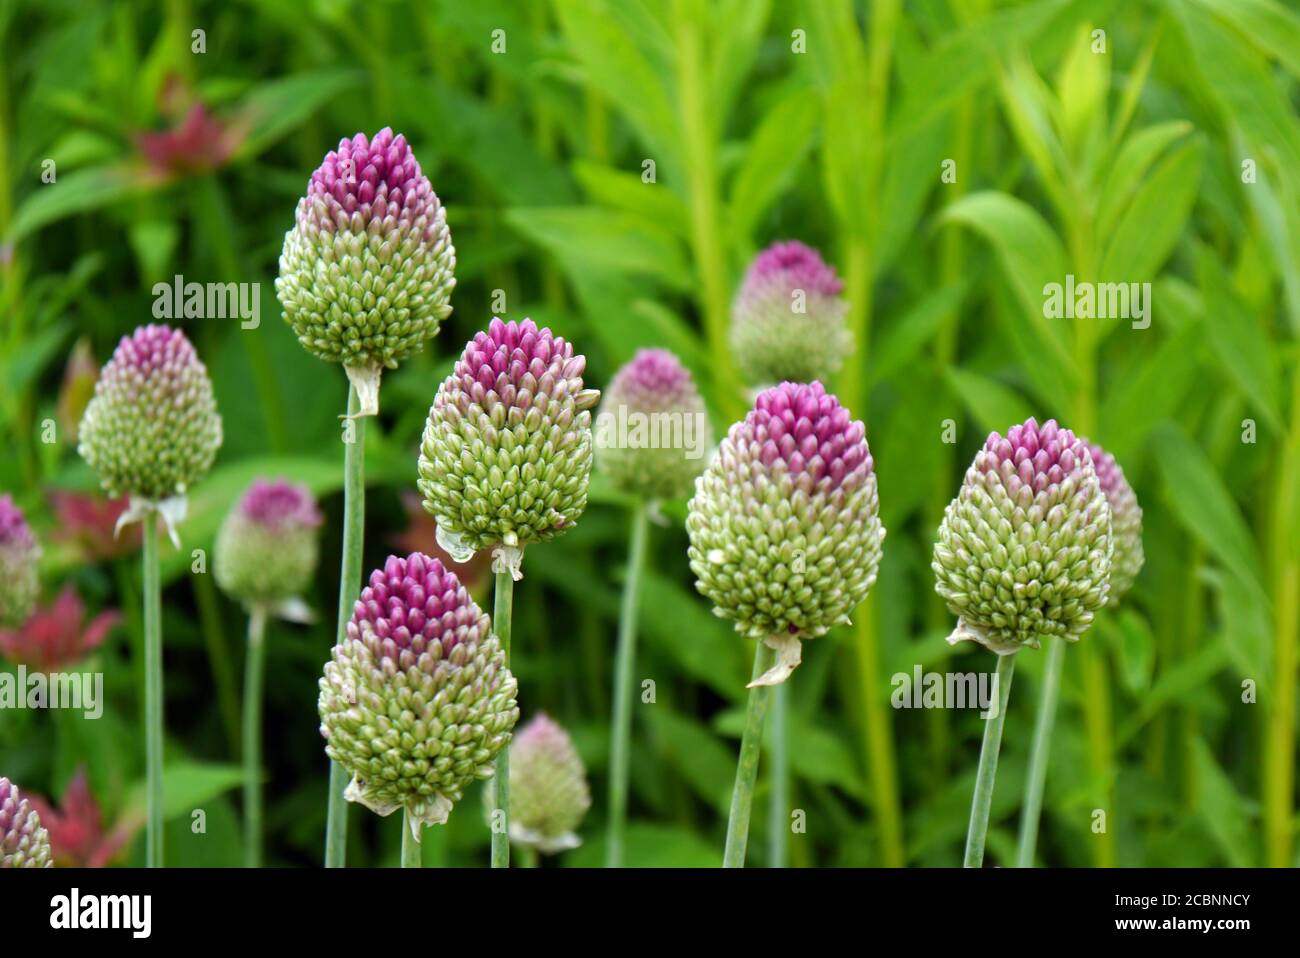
[
  {"xmin": 727, "ymin": 85, "xmax": 819, "ymax": 244},
  {"xmin": 233, "ymin": 69, "xmax": 363, "ymax": 160},
  {"xmin": 1204, "ymin": 567, "xmax": 1274, "ymax": 687},
  {"xmin": 6, "ymin": 165, "xmax": 147, "ymax": 243},
  {"xmin": 1098, "ymin": 138, "xmax": 1204, "ymax": 283},
  {"xmin": 506, "ymin": 206, "xmax": 691, "ymax": 291},
  {"xmin": 1195, "ymin": 246, "xmax": 1282, "ymax": 429},
  {"xmin": 944, "ymin": 367, "xmax": 1036, "ymax": 435},
  {"xmin": 1190, "ymin": 0, "xmax": 1300, "ymax": 81},
  {"xmin": 1114, "ymin": 609, "xmax": 1156, "ymax": 694},
  {"xmin": 1149, "ymin": 424, "xmax": 1266, "ymax": 593},
  {"xmin": 939, "ymin": 191, "xmax": 1075, "ymax": 381},
  {"xmin": 1096, "ymin": 120, "xmax": 1194, "ymax": 238},
  {"xmin": 574, "ymin": 161, "xmax": 688, "ymax": 237},
  {"xmin": 872, "ymin": 282, "xmax": 968, "ymax": 381},
  {"xmin": 638, "ymin": 571, "xmax": 750, "ymax": 701},
  {"xmin": 645, "ymin": 708, "xmax": 733, "ymax": 812},
  {"xmin": 1192, "ymin": 737, "xmax": 1256, "ymax": 867},
  {"xmin": 123, "ymin": 761, "xmax": 242, "ymax": 822}
]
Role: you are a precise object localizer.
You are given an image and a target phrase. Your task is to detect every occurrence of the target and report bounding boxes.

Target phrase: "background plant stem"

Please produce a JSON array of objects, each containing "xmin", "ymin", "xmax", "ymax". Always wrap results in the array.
[
  {"xmin": 1016, "ymin": 634, "xmax": 1065, "ymax": 866},
  {"xmin": 243, "ymin": 605, "xmax": 267, "ymax": 868},
  {"xmin": 606, "ymin": 500, "xmax": 649, "ymax": 867},
  {"xmin": 401, "ymin": 809, "xmax": 421, "ymax": 868},
  {"xmin": 142, "ymin": 511, "xmax": 164, "ymax": 868},
  {"xmin": 491, "ymin": 569, "xmax": 515, "ymax": 868},
  {"xmin": 325, "ymin": 384, "xmax": 366, "ymax": 868},
  {"xmin": 964, "ymin": 652, "xmax": 1017, "ymax": 868},
  {"xmin": 723, "ymin": 641, "xmax": 776, "ymax": 868}
]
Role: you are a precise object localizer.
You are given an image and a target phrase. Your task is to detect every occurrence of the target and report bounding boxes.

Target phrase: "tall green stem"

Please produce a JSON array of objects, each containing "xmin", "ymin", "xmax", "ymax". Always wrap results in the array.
[
  {"xmin": 1015, "ymin": 635, "xmax": 1065, "ymax": 866},
  {"xmin": 723, "ymin": 641, "xmax": 776, "ymax": 868},
  {"xmin": 491, "ymin": 569, "xmax": 515, "ymax": 868},
  {"xmin": 768, "ymin": 683, "xmax": 789, "ymax": 867},
  {"xmin": 243, "ymin": 606, "xmax": 267, "ymax": 868},
  {"xmin": 142, "ymin": 512, "xmax": 164, "ymax": 868},
  {"xmin": 325, "ymin": 384, "xmax": 366, "ymax": 868},
  {"xmin": 401, "ymin": 809, "xmax": 422, "ymax": 867},
  {"xmin": 964, "ymin": 653, "xmax": 1017, "ymax": 868},
  {"xmin": 606, "ymin": 501, "xmax": 649, "ymax": 867}
]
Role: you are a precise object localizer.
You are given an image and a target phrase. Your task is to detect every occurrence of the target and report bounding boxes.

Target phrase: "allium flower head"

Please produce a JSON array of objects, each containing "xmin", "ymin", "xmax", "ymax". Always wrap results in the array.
[
  {"xmin": 687, "ymin": 381, "xmax": 884, "ymax": 685},
  {"xmin": 417, "ymin": 318, "xmax": 599, "ymax": 578},
  {"xmin": 276, "ymin": 127, "xmax": 455, "ymax": 415},
  {"xmin": 486, "ymin": 712, "xmax": 591, "ymax": 854},
  {"xmin": 215, "ymin": 479, "xmax": 322, "ymax": 609},
  {"xmin": 933, "ymin": 418, "xmax": 1113, "ymax": 654},
  {"xmin": 730, "ymin": 240, "xmax": 852, "ymax": 385},
  {"xmin": 0, "ymin": 496, "xmax": 40, "ymax": 629},
  {"xmin": 0, "ymin": 777, "xmax": 51, "ymax": 868},
  {"xmin": 1084, "ymin": 440, "xmax": 1143, "ymax": 604},
  {"xmin": 77, "ymin": 324, "xmax": 222, "ymax": 503},
  {"xmin": 0, "ymin": 586, "xmax": 119, "ymax": 672},
  {"xmin": 596, "ymin": 348, "xmax": 712, "ymax": 501},
  {"xmin": 318, "ymin": 553, "xmax": 518, "ymax": 830}
]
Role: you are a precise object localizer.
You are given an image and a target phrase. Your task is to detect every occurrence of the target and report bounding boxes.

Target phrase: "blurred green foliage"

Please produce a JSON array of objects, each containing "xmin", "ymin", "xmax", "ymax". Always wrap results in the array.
[{"xmin": 1, "ymin": 0, "xmax": 1297, "ymax": 867}]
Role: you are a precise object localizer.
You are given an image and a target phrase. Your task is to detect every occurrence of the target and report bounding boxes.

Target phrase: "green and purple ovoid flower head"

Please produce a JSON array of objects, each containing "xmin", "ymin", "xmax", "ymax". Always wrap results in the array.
[
  {"xmin": 595, "ymin": 348, "xmax": 712, "ymax": 501},
  {"xmin": 687, "ymin": 381, "xmax": 884, "ymax": 686},
  {"xmin": 0, "ymin": 496, "xmax": 40, "ymax": 629},
  {"xmin": 1084, "ymin": 440, "xmax": 1143, "ymax": 605},
  {"xmin": 933, "ymin": 418, "xmax": 1113, "ymax": 655},
  {"xmin": 318, "ymin": 553, "xmax": 518, "ymax": 832},
  {"xmin": 417, "ymin": 318, "xmax": 599, "ymax": 579},
  {"xmin": 730, "ymin": 241, "xmax": 852, "ymax": 386},
  {"xmin": 275, "ymin": 127, "xmax": 455, "ymax": 415},
  {"xmin": 215, "ymin": 479, "xmax": 322, "ymax": 610},
  {"xmin": 77, "ymin": 324, "xmax": 222, "ymax": 504},
  {"xmin": 0, "ymin": 777, "xmax": 51, "ymax": 868},
  {"xmin": 485, "ymin": 712, "xmax": 591, "ymax": 854}
]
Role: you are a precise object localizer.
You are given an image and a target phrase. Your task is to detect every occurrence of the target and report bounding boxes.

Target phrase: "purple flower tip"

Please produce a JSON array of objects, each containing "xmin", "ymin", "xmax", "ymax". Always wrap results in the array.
[
  {"xmin": 978, "ymin": 417, "xmax": 1091, "ymax": 495},
  {"xmin": 455, "ymin": 317, "xmax": 588, "ymax": 408},
  {"xmin": 110, "ymin": 324, "xmax": 199, "ymax": 377},
  {"xmin": 614, "ymin": 348, "xmax": 691, "ymax": 394},
  {"xmin": 1085, "ymin": 441, "xmax": 1123, "ymax": 498},
  {"xmin": 0, "ymin": 496, "xmax": 35, "ymax": 551},
  {"xmin": 238, "ymin": 478, "xmax": 322, "ymax": 530},
  {"xmin": 743, "ymin": 240, "xmax": 843, "ymax": 298},
  {"xmin": 349, "ymin": 552, "xmax": 481, "ymax": 656},
  {"xmin": 742, "ymin": 381, "xmax": 870, "ymax": 491}
]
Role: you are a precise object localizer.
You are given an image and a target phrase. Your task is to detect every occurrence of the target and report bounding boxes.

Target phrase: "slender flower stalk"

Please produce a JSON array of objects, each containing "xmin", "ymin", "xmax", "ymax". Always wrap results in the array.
[
  {"xmin": 401, "ymin": 809, "xmax": 422, "ymax": 868},
  {"xmin": 78, "ymin": 324, "xmax": 222, "ymax": 869},
  {"xmin": 688, "ymin": 382, "xmax": 884, "ymax": 865},
  {"xmin": 327, "ymin": 387, "xmax": 366, "ymax": 867},
  {"xmin": 934, "ymin": 418, "xmax": 1112, "ymax": 867},
  {"xmin": 595, "ymin": 349, "xmax": 709, "ymax": 866},
  {"xmin": 242, "ymin": 606, "xmax": 267, "ymax": 868},
  {"xmin": 141, "ymin": 513, "xmax": 163, "ymax": 867},
  {"xmin": 606, "ymin": 502, "xmax": 648, "ymax": 867},
  {"xmin": 768, "ymin": 683, "xmax": 789, "ymax": 867},
  {"xmin": 215, "ymin": 477, "xmax": 322, "ymax": 868},
  {"xmin": 490, "ymin": 571, "xmax": 514, "ymax": 868},
  {"xmin": 1015, "ymin": 438, "xmax": 1141, "ymax": 867},
  {"xmin": 964, "ymin": 653, "xmax": 1017, "ymax": 867},
  {"xmin": 723, "ymin": 642, "xmax": 775, "ymax": 867},
  {"xmin": 418, "ymin": 318, "xmax": 599, "ymax": 865}
]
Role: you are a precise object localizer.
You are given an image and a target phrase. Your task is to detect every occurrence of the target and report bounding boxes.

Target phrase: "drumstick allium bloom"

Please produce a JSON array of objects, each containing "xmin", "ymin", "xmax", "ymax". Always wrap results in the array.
[
  {"xmin": 215, "ymin": 478, "xmax": 322, "ymax": 610},
  {"xmin": 77, "ymin": 324, "xmax": 222, "ymax": 507},
  {"xmin": 417, "ymin": 318, "xmax": 599, "ymax": 578},
  {"xmin": 487, "ymin": 712, "xmax": 591, "ymax": 853},
  {"xmin": 0, "ymin": 777, "xmax": 51, "ymax": 868},
  {"xmin": 275, "ymin": 127, "xmax": 456, "ymax": 415},
  {"xmin": 730, "ymin": 241, "xmax": 852, "ymax": 385},
  {"xmin": 1084, "ymin": 440, "xmax": 1143, "ymax": 605},
  {"xmin": 0, "ymin": 496, "xmax": 40, "ymax": 629},
  {"xmin": 318, "ymin": 553, "xmax": 518, "ymax": 832},
  {"xmin": 933, "ymin": 418, "xmax": 1113, "ymax": 654},
  {"xmin": 596, "ymin": 348, "xmax": 712, "ymax": 501},
  {"xmin": 687, "ymin": 381, "xmax": 884, "ymax": 686}
]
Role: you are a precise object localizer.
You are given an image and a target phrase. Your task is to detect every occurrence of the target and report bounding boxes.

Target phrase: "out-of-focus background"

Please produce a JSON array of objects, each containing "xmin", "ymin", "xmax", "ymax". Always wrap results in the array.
[{"xmin": 1, "ymin": 0, "xmax": 1297, "ymax": 867}]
